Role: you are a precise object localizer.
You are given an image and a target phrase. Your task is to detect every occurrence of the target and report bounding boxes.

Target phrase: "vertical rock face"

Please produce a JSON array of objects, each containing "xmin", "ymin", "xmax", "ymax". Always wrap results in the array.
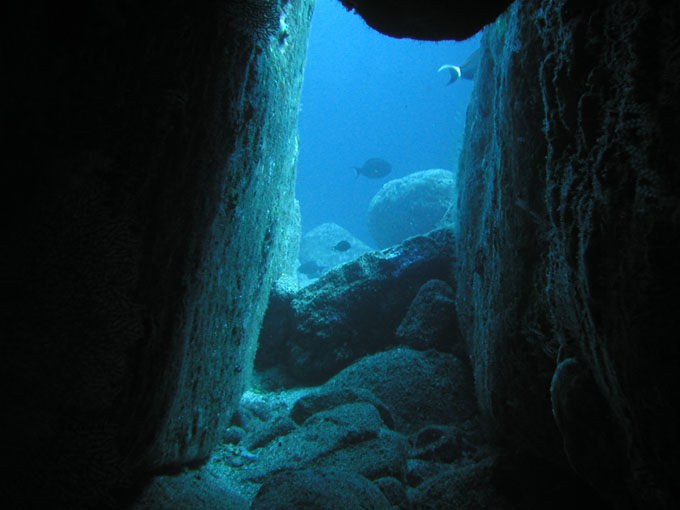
[
  {"xmin": 451, "ymin": 0, "xmax": 558, "ymax": 463},
  {"xmin": 5, "ymin": 0, "xmax": 312, "ymax": 506},
  {"xmin": 451, "ymin": 0, "xmax": 680, "ymax": 507}
]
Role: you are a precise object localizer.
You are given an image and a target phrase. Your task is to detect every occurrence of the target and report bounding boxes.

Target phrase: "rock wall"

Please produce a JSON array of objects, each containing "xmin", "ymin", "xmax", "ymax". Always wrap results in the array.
[
  {"xmin": 4, "ymin": 0, "xmax": 312, "ymax": 506},
  {"xmin": 450, "ymin": 0, "xmax": 680, "ymax": 507}
]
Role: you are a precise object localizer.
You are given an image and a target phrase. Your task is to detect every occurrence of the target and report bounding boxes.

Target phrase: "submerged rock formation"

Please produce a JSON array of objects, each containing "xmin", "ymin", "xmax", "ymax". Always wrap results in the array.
[
  {"xmin": 5, "ymin": 1, "xmax": 312, "ymax": 506},
  {"xmin": 133, "ymin": 346, "xmax": 482, "ymax": 508},
  {"xmin": 450, "ymin": 1, "xmax": 680, "ymax": 507},
  {"xmin": 297, "ymin": 222, "xmax": 373, "ymax": 286},
  {"xmin": 279, "ymin": 228, "xmax": 456, "ymax": 384},
  {"xmin": 368, "ymin": 169, "xmax": 457, "ymax": 249},
  {"xmin": 395, "ymin": 279, "xmax": 463, "ymax": 354}
]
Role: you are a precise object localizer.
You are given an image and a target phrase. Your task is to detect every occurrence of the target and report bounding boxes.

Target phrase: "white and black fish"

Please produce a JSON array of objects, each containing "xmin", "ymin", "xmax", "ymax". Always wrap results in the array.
[{"xmin": 438, "ymin": 48, "xmax": 481, "ymax": 86}]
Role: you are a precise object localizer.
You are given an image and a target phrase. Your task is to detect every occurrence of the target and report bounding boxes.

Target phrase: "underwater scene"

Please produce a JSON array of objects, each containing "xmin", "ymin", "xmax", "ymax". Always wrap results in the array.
[
  {"xmin": 10, "ymin": 0, "xmax": 677, "ymax": 507},
  {"xmin": 136, "ymin": 2, "xmax": 491, "ymax": 508},
  {"xmin": 297, "ymin": 0, "xmax": 479, "ymax": 274},
  {"xmin": 133, "ymin": 2, "xmax": 488, "ymax": 508}
]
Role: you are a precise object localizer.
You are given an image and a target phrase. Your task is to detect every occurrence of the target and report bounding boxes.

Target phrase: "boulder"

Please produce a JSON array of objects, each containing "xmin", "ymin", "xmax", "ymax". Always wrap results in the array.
[
  {"xmin": 310, "ymin": 428, "xmax": 410, "ymax": 482},
  {"xmin": 297, "ymin": 222, "xmax": 373, "ymax": 287},
  {"xmin": 368, "ymin": 169, "xmax": 456, "ymax": 249},
  {"xmin": 130, "ymin": 472, "xmax": 249, "ymax": 510},
  {"xmin": 241, "ymin": 402, "xmax": 386, "ymax": 482},
  {"xmin": 374, "ymin": 477, "xmax": 409, "ymax": 510},
  {"xmin": 326, "ymin": 347, "xmax": 477, "ymax": 434},
  {"xmin": 410, "ymin": 424, "xmax": 481, "ymax": 464},
  {"xmin": 291, "ymin": 387, "xmax": 395, "ymax": 430},
  {"xmin": 251, "ymin": 468, "xmax": 391, "ymax": 510},
  {"xmin": 395, "ymin": 279, "xmax": 464, "ymax": 355},
  {"xmin": 409, "ymin": 457, "xmax": 507, "ymax": 510},
  {"xmin": 286, "ymin": 228, "xmax": 456, "ymax": 384}
]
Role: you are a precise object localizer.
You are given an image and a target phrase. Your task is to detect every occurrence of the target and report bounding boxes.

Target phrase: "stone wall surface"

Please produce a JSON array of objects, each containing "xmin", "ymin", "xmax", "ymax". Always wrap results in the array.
[
  {"xmin": 450, "ymin": 0, "xmax": 680, "ymax": 507},
  {"xmin": 4, "ymin": 0, "xmax": 312, "ymax": 506}
]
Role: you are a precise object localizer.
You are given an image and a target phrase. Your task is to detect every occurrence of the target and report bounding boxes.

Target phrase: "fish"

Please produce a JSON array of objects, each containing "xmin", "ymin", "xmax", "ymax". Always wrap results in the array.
[
  {"xmin": 333, "ymin": 240, "xmax": 351, "ymax": 252},
  {"xmin": 438, "ymin": 48, "xmax": 481, "ymax": 86},
  {"xmin": 353, "ymin": 158, "xmax": 392, "ymax": 179},
  {"xmin": 297, "ymin": 260, "xmax": 326, "ymax": 278}
]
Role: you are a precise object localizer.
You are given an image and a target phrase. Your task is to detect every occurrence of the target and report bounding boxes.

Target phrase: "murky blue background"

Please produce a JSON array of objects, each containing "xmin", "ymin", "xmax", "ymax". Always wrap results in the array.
[{"xmin": 296, "ymin": 0, "xmax": 480, "ymax": 247}]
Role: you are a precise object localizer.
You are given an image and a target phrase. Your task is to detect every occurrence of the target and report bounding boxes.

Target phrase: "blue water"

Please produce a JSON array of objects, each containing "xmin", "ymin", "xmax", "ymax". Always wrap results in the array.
[{"xmin": 297, "ymin": 0, "xmax": 480, "ymax": 248}]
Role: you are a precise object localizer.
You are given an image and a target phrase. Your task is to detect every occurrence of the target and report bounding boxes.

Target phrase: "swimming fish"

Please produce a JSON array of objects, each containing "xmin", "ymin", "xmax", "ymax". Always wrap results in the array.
[
  {"xmin": 297, "ymin": 260, "xmax": 326, "ymax": 278},
  {"xmin": 438, "ymin": 48, "xmax": 481, "ymax": 86},
  {"xmin": 333, "ymin": 240, "xmax": 351, "ymax": 252},
  {"xmin": 353, "ymin": 158, "xmax": 392, "ymax": 179}
]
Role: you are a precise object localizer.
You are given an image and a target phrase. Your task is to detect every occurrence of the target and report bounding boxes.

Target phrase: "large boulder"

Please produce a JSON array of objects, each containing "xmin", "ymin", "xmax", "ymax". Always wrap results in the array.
[
  {"xmin": 326, "ymin": 348, "xmax": 477, "ymax": 434},
  {"xmin": 251, "ymin": 468, "xmax": 392, "ymax": 510},
  {"xmin": 395, "ymin": 279, "xmax": 464, "ymax": 355},
  {"xmin": 297, "ymin": 222, "xmax": 372, "ymax": 287},
  {"xmin": 368, "ymin": 169, "xmax": 456, "ymax": 249},
  {"xmin": 286, "ymin": 228, "xmax": 456, "ymax": 384}
]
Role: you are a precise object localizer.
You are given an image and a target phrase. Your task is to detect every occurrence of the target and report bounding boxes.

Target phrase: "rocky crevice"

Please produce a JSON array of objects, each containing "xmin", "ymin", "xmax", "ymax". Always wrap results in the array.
[{"xmin": 452, "ymin": 1, "xmax": 680, "ymax": 507}]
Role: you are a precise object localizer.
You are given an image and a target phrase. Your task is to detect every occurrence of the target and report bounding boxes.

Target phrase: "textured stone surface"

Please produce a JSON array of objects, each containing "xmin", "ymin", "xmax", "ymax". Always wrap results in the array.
[
  {"xmin": 326, "ymin": 348, "xmax": 477, "ymax": 434},
  {"xmin": 395, "ymin": 279, "xmax": 463, "ymax": 354},
  {"xmin": 130, "ymin": 472, "xmax": 249, "ymax": 510},
  {"xmin": 240, "ymin": 402, "xmax": 386, "ymax": 482},
  {"xmin": 291, "ymin": 387, "xmax": 396, "ymax": 429},
  {"xmin": 550, "ymin": 357, "xmax": 627, "ymax": 500},
  {"xmin": 409, "ymin": 457, "xmax": 508, "ymax": 510},
  {"xmin": 4, "ymin": 1, "xmax": 312, "ymax": 506},
  {"xmin": 368, "ymin": 169, "xmax": 456, "ymax": 249},
  {"xmin": 310, "ymin": 428, "xmax": 410, "ymax": 481},
  {"xmin": 286, "ymin": 228, "xmax": 456, "ymax": 384},
  {"xmin": 251, "ymin": 468, "xmax": 392, "ymax": 510},
  {"xmin": 297, "ymin": 222, "xmax": 373, "ymax": 287},
  {"xmin": 448, "ymin": 0, "xmax": 560, "ymax": 463},
  {"xmin": 256, "ymin": 275, "xmax": 299, "ymax": 371},
  {"xmin": 449, "ymin": 0, "xmax": 680, "ymax": 507},
  {"xmin": 374, "ymin": 476, "xmax": 409, "ymax": 510}
]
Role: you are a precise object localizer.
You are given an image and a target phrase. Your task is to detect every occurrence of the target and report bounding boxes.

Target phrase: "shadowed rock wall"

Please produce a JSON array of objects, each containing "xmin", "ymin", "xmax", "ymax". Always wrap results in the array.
[
  {"xmin": 4, "ymin": 0, "xmax": 312, "ymax": 506},
  {"xmin": 450, "ymin": 0, "xmax": 680, "ymax": 507}
]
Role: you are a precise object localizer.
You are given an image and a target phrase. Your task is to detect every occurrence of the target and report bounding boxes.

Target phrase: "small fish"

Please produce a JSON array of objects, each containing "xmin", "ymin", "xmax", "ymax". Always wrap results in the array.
[
  {"xmin": 438, "ymin": 48, "xmax": 481, "ymax": 86},
  {"xmin": 333, "ymin": 240, "xmax": 351, "ymax": 252},
  {"xmin": 353, "ymin": 158, "xmax": 392, "ymax": 179},
  {"xmin": 297, "ymin": 260, "xmax": 326, "ymax": 278}
]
